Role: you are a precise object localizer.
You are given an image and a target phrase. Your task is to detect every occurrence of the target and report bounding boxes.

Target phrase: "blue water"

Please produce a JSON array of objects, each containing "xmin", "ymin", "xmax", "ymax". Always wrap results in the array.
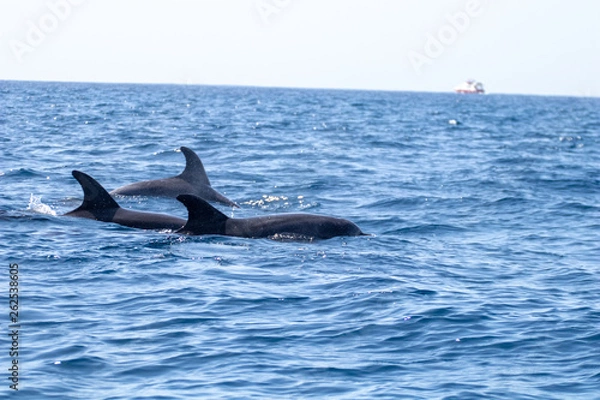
[{"xmin": 1, "ymin": 81, "xmax": 599, "ymax": 399}]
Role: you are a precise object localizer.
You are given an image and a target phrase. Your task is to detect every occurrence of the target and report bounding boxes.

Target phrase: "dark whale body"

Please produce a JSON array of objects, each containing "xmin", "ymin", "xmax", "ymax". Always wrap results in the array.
[
  {"xmin": 176, "ymin": 194, "xmax": 365, "ymax": 240},
  {"xmin": 65, "ymin": 171, "xmax": 186, "ymax": 231},
  {"xmin": 110, "ymin": 147, "xmax": 238, "ymax": 208}
]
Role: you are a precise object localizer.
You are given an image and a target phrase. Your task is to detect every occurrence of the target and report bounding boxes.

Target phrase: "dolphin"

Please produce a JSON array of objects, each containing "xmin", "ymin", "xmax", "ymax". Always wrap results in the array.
[
  {"xmin": 110, "ymin": 147, "xmax": 238, "ymax": 208},
  {"xmin": 65, "ymin": 170, "xmax": 186, "ymax": 231},
  {"xmin": 176, "ymin": 194, "xmax": 365, "ymax": 240}
]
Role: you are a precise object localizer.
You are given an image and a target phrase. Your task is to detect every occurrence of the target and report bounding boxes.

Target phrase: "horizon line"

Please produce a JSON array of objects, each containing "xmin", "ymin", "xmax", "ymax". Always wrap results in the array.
[{"xmin": 1, "ymin": 78, "xmax": 598, "ymax": 99}]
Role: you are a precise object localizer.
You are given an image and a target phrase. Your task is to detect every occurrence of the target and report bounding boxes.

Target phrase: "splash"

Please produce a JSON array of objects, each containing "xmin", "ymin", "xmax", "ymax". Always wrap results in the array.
[
  {"xmin": 245, "ymin": 194, "xmax": 290, "ymax": 207},
  {"xmin": 27, "ymin": 194, "xmax": 57, "ymax": 216}
]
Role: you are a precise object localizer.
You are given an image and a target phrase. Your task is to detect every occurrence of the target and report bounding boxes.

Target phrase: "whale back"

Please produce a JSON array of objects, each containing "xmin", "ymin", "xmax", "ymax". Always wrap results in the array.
[
  {"xmin": 65, "ymin": 170, "xmax": 186, "ymax": 230},
  {"xmin": 176, "ymin": 194, "xmax": 365, "ymax": 239},
  {"xmin": 109, "ymin": 147, "xmax": 238, "ymax": 208}
]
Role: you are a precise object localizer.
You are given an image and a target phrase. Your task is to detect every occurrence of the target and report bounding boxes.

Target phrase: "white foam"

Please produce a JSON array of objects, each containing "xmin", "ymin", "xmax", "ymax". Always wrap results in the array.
[{"xmin": 27, "ymin": 194, "xmax": 57, "ymax": 216}]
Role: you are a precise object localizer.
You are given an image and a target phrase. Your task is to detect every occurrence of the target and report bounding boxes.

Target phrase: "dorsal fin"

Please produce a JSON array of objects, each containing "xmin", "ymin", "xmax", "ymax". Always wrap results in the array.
[
  {"xmin": 177, "ymin": 147, "xmax": 210, "ymax": 186},
  {"xmin": 176, "ymin": 194, "xmax": 229, "ymax": 235},
  {"xmin": 71, "ymin": 170, "xmax": 120, "ymax": 211}
]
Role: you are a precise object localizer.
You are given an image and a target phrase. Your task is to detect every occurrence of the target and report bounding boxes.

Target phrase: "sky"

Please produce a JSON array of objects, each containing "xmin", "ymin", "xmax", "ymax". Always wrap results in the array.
[{"xmin": 0, "ymin": 0, "xmax": 599, "ymax": 97}]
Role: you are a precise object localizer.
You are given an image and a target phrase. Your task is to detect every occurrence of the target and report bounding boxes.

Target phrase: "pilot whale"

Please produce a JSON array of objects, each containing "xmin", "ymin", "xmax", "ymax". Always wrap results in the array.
[
  {"xmin": 65, "ymin": 171, "xmax": 186, "ymax": 230},
  {"xmin": 176, "ymin": 194, "xmax": 365, "ymax": 240},
  {"xmin": 110, "ymin": 147, "xmax": 238, "ymax": 208}
]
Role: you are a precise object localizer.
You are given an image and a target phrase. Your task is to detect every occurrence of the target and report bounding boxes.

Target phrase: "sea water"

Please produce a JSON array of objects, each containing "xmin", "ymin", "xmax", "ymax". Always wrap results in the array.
[{"xmin": 1, "ymin": 81, "xmax": 599, "ymax": 399}]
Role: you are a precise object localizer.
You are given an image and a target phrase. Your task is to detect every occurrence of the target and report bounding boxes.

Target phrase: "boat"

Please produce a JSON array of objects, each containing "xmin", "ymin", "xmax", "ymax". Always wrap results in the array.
[{"xmin": 454, "ymin": 79, "xmax": 485, "ymax": 94}]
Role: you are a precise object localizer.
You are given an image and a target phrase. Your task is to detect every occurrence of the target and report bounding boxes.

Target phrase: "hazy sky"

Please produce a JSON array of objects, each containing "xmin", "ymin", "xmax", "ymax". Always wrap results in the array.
[{"xmin": 1, "ymin": 0, "xmax": 598, "ymax": 96}]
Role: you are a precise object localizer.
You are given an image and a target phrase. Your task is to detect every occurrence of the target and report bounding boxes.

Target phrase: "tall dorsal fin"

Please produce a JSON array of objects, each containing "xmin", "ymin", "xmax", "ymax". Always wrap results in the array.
[
  {"xmin": 177, "ymin": 147, "xmax": 210, "ymax": 186},
  {"xmin": 71, "ymin": 170, "xmax": 120, "ymax": 211},
  {"xmin": 176, "ymin": 194, "xmax": 229, "ymax": 235}
]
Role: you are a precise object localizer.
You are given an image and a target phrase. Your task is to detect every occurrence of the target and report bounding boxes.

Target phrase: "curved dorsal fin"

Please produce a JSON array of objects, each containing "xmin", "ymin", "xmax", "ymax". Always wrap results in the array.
[
  {"xmin": 177, "ymin": 147, "xmax": 210, "ymax": 186},
  {"xmin": 71, "ymin": 170, "xmax": 120, "ymax": 211},
  {"xmin": 176, "ymin": 194, "xmax": 229, "ymax": 235}
]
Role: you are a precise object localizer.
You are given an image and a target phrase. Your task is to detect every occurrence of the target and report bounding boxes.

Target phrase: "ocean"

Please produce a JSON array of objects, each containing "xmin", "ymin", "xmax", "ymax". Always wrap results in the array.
[{"xmin": 1, "ymin": 80, "xmax": 599, "ymax": 399}]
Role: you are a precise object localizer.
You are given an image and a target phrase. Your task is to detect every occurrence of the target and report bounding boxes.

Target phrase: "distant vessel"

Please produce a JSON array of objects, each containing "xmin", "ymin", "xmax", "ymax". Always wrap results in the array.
[{"xmin": 454, "ymin": 79, "xmax": 485, "ymax": 94}]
